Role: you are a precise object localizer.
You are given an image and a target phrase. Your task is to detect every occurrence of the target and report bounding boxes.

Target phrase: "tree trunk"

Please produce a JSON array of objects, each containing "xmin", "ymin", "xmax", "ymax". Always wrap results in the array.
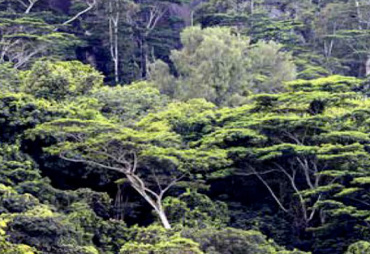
[
  {"xmin": 156, "ymin": 208, "xmax": 171, "ymax": 229},
  {"xmin": 366, "ymin": 55, "xmax": 370, "ymax": 76},
  {"xmin": 355, "ymin": 0, "xmax": 363, "ymax": 30},
  {"xmin": 141, "ymin": 36, "xmax": 148, "ymax": 78},
  {"xmin": 108, "ymin": 0, "xmax": 120, "ymax": 84},
  {"xmin": 126, "ymin": 174, "xmax": 172, "ymax": 229},
  {"xmin": 114, "ymin": 20, "xmax": 119, "ymax": 84}
]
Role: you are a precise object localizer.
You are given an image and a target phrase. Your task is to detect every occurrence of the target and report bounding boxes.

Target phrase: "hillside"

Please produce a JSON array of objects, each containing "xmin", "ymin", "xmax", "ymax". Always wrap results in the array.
[{"xmin": 1, "ymin": 1, "xmax": 370, "ymax": 253}]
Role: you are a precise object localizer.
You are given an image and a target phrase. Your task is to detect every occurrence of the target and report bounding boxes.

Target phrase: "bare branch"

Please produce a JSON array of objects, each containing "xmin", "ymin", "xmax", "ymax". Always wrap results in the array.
[
  {"xmin": 159, "ymin": 173, "xmax": 187, "ymax": 200},
  {"xmin": 58, "ymin": 0, "xmax": 97, "ymax": 29},
  {"xmin": 236, "ymin": 169, "xmax": 278, "ymax": 177},
  {"xmin": 127, "ymin": 173, "xmax": 160, "ymax": 200},
  {"xmin": 60, "ymin": 151, "xmax": 127, "ymax": 174},
  {"xmin": 25, "ymin": 0, "xmax": 38, "ymax": 14},
  {"xmin": 13, "ymin": 44, "xmax": 46, "ymax": 69},
  {"xmin": 132, "ymin": 152, "xmax": 138, "ymax": 173},
  {"xmin": 145, "ymin": 3, "xmax": 167, "ymax": 35},
  {"xmin": 16, "ymin": 0, "xmax": 28, "ymax": 8},
  {"xmin": 247, "ymin": 166, "xmax": 289, "ymax": 213},
  {"xmin": 296, "ymin": 157, "xmax": 315, "ymax": 189},
  {"xmin": 59, "ymin": 143, "xmax": 175, "ymax": 229},
  {"xmin": 308, "ymin": 194, "xmax": 322, "ymax": 222}
]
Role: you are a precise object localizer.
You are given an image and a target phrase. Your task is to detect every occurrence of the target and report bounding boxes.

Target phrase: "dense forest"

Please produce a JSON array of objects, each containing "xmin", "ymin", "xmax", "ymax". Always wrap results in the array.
[{"xmin": 3, "ymin": 0, "xmax": 370, "ymax": 253}]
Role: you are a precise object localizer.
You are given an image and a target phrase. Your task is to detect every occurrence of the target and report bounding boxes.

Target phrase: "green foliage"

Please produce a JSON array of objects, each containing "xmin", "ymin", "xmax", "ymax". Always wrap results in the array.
[
  {"xmin": 164, "ymin": 189, "xmax": 229, "ymax": 228},
  {"xmin": 286, "ymin": 75, "xmax": 362, "ymax": 93},
  {"xmin": 150, "ymin": 26, "xmax": 251, "ymax": 106},
  {"xmin": 177, "ymin": 75, "xmax": 370, "ymax": 253},
  {"xmin": 4, "ymin": 0, "xmax": 370, "ymax": 252},
  {"xmin": 183, "ymin": 227, "xmax": 308, "ymax": 254},
  {"xmin": 248, "ymin": 40, "xmax": 296, "ymax": 93},
  {"xmin": 0, "ymin": 63, "xmax": 21, "ymax": 92},
  {"xmin": 120, "ymin": 225, "xmax": 203, "ymax": 254},
  {"xmin": 346, "ymin": 241, "xmax": 370, "ymax": 254},
  {"xmin": 0, "ymin": 16, "xmax": 79, "ymax": 69},
  {"xmin": 92, "ymin": 81, "xmax": 169, "ymax": 124},
  {"xmin": 22, "ymin": 60, "xmax": 103, "ymax": 101},
  {"xmin": 0, "ymin": 228, "xmax": 37, "ymax": 254},
  {"xmin": 0, "ymin": 92, "xmax": 63, "ymax": 142},
  {"xmin": 120, "ymin": 225, "xmax": 306, "ymax": 254},
  {"xmin": 25, "ymin": 72, "xmax": 370, "ymax": 253},
  {"xmin": 150, "ymin": 26, "xmax": 296, "ymax": 106},
  {"xmin": 0, "ymin": 182, "xmax": 126, "ymax": 254},
  {"xmin": 0, "ymin": 183, "xmax": 99, "ymax": 253},
  {"xmin": 120, "ymin": 234, "xmax": 203, "ymax": 254},
  {"xmin": 0, "ymin": 141, "xmax": 127, "ymax": 254},
  {"xmin": 137, "ymin": 98, "xmax": 216, "ymax": 142}
]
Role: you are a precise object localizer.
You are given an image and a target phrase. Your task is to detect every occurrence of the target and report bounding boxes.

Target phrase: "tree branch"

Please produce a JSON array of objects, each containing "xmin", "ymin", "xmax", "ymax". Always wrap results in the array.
[
  {"xmin": 57, "ymin": 0, "xmax": 96, "ymax": 29},
  {"xmin": 159, "ymin": 173, "xmax": 187, "ymax": 200},
  {"xmin": 60, "ymin": 151, "xmax": 128, "ymax": 174},
  {"xmin": 25, "ymin": 0, "xmax": 38, "ymax": 14},
  {"xmin": 247, "ymin": 166, "xmax": 289, "ymax": 213}
]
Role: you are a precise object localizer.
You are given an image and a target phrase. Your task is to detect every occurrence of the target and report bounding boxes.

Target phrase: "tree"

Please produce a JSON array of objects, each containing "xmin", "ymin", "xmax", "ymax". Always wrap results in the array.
[
  {"xmin": 119, "ymin": 224, "xmax": 307, "ymax": 254},
  {"xmin": 32, "ymin": 119, "xmax": 179, "ymax": 229},
  {"xmin": 150, "ymin": 26, "xmax": 251, "ymax": 107},
  {"xmin": 21, "ymin": 60, "xmax": 104, "ymax": 101},
  {"xmin": 150, "ymin": 26, "xmax": 296, "ymax": 106},
  {"xmin": 0, "ymin": 92, "xmax": 66, "ymax": 142},
  {"xmin": 92, "ymin": 81, "xmax": 169, "ymax": 124},
  {"xmin": 31, "ymin": 99, "xmax": 230, "ymax": 229},
  {"xmin": 0, "ymin": 15, "xmax": 78, "ymax": 68},
  {"xmin": 248, "ymin": 40, "xmax": 296, "ymax": 93},
  {"xmin": 60, "ymin": 0, "xmax": 98, "ymax": 27},
  {"xmin": 0, "ymin": 142, "xmax": 115, "ymax": 254},
  {"xmin": 163, "ymin": 189, "xmax": 229, "ymax": 228},
  {"xmin": 192, "ymin": 75, "xmax": 370, "ymax": 252},
  {"xmin": 312, "ymin": 1, "xmax": 370, "ymax": 77},
  {"xmin": 132, "ymin": 0, "xmax": 185, "ymax": 78},
  {"xmin": 104, "ymin": 0, "xmax": 138, "ymax": 84}
]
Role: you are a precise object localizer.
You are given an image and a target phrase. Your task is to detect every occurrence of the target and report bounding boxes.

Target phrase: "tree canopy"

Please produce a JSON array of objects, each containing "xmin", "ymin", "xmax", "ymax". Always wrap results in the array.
[{"xmin": 3, "ymin": 0, "xmax": 370, "ymax": 253}]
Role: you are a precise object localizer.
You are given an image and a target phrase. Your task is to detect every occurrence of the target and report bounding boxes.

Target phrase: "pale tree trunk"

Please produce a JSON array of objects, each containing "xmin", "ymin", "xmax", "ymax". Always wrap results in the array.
[
  {"xmin": 62, "ymin": 0, "xmax": 96, "ymax": 26},
  {"xmin": 156, "ymin": 207, "xmax": 171, "ymax": 229},
  {"xmin": 354, "ymin": 0, "xmax": 370, "ymax": 76},
  {"xmin": 16, "ymin": 0, "xmax": 38, "ymax": 13},
  {"xmin": 109, "ymin": 0, "xmax": 120, "ymax": 84},
  {"xmin": 139, "ymin": 3, "xmax": 167, "ymax": 78},
  {"xmin": 252, "ymin": 162, "xmax": 322, "ymax": 227},
  {"xmin": 114, "ymin": 24, "xmax": 119, "ymax": 84},
  {"xmin": 242, "ymin": 130, "xmax": 325, "ymax": 227},
  {"xmin": 25, "ymin": 0, "xmax": 38, "ymax": 14},
  {"xmin": 366, "ymin": 55, "xmax": 370, "ymax": 76},
  {"xmin": 136, "ymin": 190, "xmax": 172, "ymax": 229},
  {"xmin": 355, "ymin": 0, "xmax": 363, "ymax": 30},
  {"xmin": 60, "ymin": 151, "xmax": 183, "ymax": 230},
  {"xmin": 128, "ymin": 176, "xmax": 172, "ymax": 229}
]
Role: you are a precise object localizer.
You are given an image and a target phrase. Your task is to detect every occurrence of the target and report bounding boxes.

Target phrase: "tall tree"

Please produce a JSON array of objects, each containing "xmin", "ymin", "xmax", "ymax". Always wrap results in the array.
[
  {"xmin": 31, "ymin": 99, "xmax": 230, "ymax": 229},
  {"xmin": 106, "ymin": 0, "xmax": 138, "ymax": 84}
]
